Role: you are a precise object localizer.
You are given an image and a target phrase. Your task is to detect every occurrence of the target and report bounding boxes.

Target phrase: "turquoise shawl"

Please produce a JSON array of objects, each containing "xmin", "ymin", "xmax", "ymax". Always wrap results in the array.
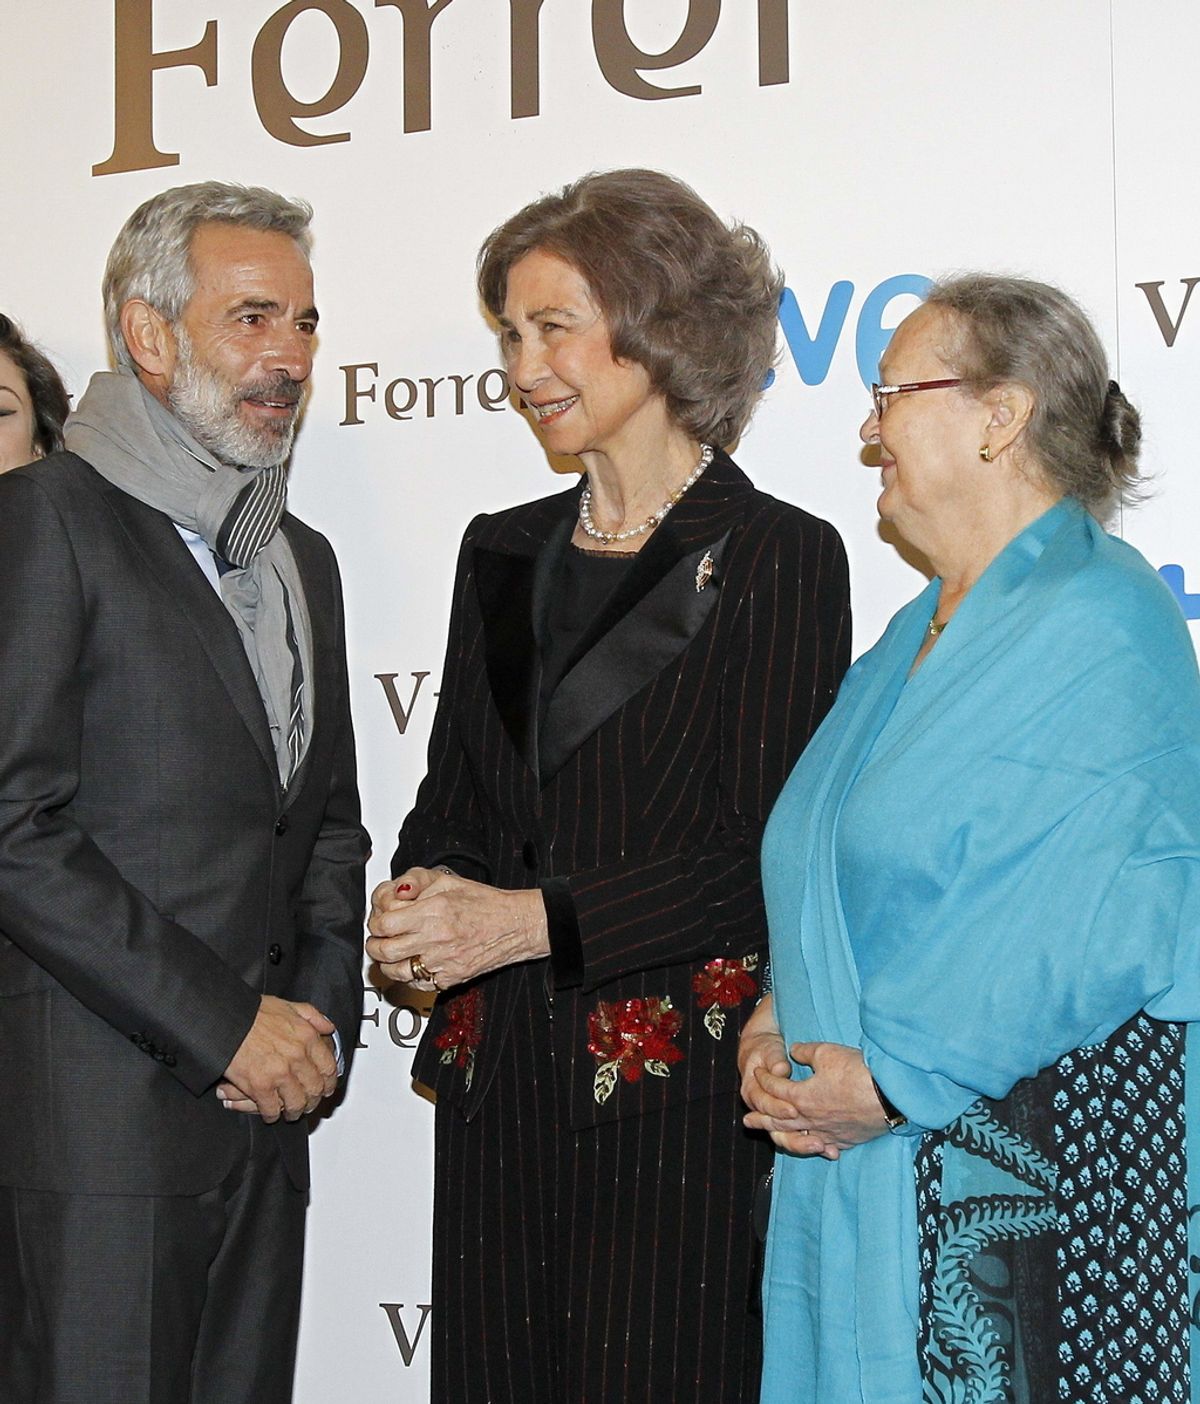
[{"xmin": 760, "ymin": 498, "xmax": 1200, "ymax": 1401}]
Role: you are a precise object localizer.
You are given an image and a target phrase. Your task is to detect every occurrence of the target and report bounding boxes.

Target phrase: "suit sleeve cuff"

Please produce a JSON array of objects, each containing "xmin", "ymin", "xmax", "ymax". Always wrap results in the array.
[
  {"xmin": 542, "ymin": 878, "xmax": 583, "ymax": 988},
  {"xmin": 415, "ymin": 851, "xmax": 491, "ymax": 884}
]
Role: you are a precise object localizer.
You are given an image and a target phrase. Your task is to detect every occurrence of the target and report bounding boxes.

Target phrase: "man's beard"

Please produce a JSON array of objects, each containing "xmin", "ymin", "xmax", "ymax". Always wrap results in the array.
[{"xmin": 167, "ymin": 328, "xmax": 307, "ymax": 469}]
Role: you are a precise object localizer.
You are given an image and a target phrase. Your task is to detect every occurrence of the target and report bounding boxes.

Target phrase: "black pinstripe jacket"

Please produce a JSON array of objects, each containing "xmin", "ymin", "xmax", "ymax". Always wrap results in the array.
[{"xmin": 397, "ymin": 450, "xmax": 850, "ymax": 1128}]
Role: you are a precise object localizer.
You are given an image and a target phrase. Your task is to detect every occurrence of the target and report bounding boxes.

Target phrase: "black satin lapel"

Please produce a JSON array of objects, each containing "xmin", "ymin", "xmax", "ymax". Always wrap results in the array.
[
  {"xmin": 530, "ymin": 515, "xmax": 575, "ymax": 653},
  {"xmin": 539, "ymin": 530, "xmax": 731, "ymax": 784},
  {"xmin": 557, "ymin": 515, "xmax": 695, "ymax": 680},
  {"xmin": 108, "ymin": 491, "xmax": 278, "ymax": 779},
  {"xmin": 475, "ymin": 516, "xmax": 572, "ymax": 772}
]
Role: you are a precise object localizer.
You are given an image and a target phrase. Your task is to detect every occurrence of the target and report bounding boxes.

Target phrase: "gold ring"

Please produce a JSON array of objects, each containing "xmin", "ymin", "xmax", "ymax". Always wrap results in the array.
[{"xmin": 410, "ymin": 954, "xmax": 434, "ymax": 983}]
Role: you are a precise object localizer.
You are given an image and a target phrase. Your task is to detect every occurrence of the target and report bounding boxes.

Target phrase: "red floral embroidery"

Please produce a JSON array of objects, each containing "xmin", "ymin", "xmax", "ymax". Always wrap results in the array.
[
  {"xmin": 692, "ymin": 953, "xmax": 759, "ymax": 1040},
  {"xmin": 435, "ymin": 987, "xmax": 484, "ymax": 1091},
  {"xmin": 588, "ymin": 996, "xmax": 684, "ymax": 1104}
]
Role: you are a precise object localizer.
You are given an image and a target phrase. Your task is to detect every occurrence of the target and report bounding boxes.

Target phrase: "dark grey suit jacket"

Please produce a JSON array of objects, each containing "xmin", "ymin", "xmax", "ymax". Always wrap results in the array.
[{"xmin": 0, "ymin": 452, "xmax": 368, "ymax": 1195}]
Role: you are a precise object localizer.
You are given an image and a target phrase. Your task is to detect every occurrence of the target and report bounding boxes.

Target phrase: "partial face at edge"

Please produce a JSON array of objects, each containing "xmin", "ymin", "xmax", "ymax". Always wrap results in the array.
[{"xmin": 0, "ymin": 350, "xmax": 39, "ymax": 475}]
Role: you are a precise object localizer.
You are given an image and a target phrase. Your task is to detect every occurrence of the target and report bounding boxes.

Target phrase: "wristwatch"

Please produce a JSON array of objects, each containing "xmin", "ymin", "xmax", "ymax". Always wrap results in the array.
[{"xmin": 871, "ymin": 1076, "xmax": 908, "ymax": 1132}]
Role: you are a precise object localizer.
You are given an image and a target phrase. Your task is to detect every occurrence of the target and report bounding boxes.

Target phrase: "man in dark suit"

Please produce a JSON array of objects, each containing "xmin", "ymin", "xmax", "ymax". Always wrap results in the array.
[{"xmin": 0, "ymin": 183, "xmax": 368, "ymax": 1404}]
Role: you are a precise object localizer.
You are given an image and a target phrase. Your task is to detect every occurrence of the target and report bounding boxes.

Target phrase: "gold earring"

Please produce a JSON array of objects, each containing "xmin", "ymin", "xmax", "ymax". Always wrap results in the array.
[{"xmin": 979, "ymin": 445, "xmax": 992, "ymax": 462}]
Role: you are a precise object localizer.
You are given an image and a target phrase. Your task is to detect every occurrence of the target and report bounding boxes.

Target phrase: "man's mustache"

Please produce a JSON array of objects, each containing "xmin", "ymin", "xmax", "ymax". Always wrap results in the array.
[{"xmin": 239, "ymin": 375, "xmax": 306, "ymax": 407}]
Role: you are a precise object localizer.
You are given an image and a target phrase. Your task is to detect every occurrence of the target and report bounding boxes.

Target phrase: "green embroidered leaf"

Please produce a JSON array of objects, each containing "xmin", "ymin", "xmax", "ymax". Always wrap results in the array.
[
  {"xmin": 645, "ymin": 1059, "xmax": 672, "ymax": 1078},
  {"xmin": 440, "ymin": 1049, "xmax": 455, "ymax": 1065},
  {"xmin": 593, "ymin": 1060, "xmax": 619, "ymax": 1104},
  {"xmin": 704, "ymin": 1005, "xmax": 726, "ymax": 1040},
  {"xmin": 743, "ymin": 953, "xmax": 760, "ymax": 971},
  {"xmin": 464, "ymin": 1051, "xmax": 475, "ymax": 1093}
]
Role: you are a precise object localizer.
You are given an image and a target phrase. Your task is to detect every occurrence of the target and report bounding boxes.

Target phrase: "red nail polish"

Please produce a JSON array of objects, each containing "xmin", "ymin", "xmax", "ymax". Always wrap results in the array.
[{"xmin": 395, "ymin": 883, "xmax": 411, "ymax": 893}]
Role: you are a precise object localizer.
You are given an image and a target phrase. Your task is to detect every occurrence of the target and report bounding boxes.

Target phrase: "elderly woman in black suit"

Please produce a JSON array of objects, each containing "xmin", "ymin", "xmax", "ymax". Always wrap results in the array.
[{"xmin": 367, "ymin": 168, "xmax": 851, "ymax": 1404}]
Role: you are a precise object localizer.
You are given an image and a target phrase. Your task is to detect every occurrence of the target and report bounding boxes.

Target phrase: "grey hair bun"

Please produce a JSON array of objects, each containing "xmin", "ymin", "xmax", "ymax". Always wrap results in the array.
[{"xmin": 1100, "ymin": 379, "xmax": 1141, "ymax": 470}]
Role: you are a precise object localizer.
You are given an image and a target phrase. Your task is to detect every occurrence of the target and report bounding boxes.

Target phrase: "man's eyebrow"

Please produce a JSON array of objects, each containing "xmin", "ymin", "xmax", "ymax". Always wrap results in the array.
[
  {"xmin": 230, "ymin": 298, "xmax": 281, "ymax": 315},
  {"xmin": 228, "ymin": 298, "xmax": 319, "ymax": 325}
]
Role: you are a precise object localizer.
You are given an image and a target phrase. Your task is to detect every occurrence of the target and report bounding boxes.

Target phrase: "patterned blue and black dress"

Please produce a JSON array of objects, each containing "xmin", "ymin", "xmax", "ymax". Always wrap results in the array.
[
  {"xmin": 916, "ymin": 1015, "xmax": 1188, "ymax": 1402},
  {"xmin": 759, "ymin": 499, "xmax": 1200, "ymax": 1404}
]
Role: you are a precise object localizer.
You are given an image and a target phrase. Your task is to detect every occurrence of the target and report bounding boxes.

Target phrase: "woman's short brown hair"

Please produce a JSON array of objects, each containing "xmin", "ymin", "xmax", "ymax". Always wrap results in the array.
[{"xmin": 478, "ymin": 169, "xmax": 783, "ymax": 449}]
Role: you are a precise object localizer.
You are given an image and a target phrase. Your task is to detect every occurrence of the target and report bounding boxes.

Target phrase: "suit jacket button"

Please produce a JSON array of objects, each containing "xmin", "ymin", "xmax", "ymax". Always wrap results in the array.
[
  {"xmin": 522, "ymin": 840, "xmax": 538, "ymax": 870},
  {"xmin": 163, "ymin": 1053, "xmax": 178, "ymax": 1069},
  {"xmin": 268, "ymin": 943, "xmax": 284, "ymax": 965},
  {"xmin": 274, "ymin": 814, "xmax": 290, "ymax": 836}
]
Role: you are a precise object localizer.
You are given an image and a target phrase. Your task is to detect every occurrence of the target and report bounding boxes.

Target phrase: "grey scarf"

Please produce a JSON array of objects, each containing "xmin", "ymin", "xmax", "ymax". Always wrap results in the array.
[{"xmin": 65, "ymin": 368, "xmax": 312, "ymax": 787}]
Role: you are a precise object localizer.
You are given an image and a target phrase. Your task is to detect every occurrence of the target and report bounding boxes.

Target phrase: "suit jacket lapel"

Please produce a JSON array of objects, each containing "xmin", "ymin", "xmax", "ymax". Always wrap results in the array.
[
  {"xmin": 538, "ymin": 528, "xmax": 731, "ymax": 783},
  {"xmin": 104, "ymin": 483, "xmax": 279, "ymax": 782},
  {"xmin": 537, "ymin": 448, "xmax": 752, "ymax": 783},
  {"xmin": 473, "ymin": 451, "xmax": 755, "ymax": 783},
  {"xmin": 474, "ymin": 506, "xmax": 573, "ymax": 774}
]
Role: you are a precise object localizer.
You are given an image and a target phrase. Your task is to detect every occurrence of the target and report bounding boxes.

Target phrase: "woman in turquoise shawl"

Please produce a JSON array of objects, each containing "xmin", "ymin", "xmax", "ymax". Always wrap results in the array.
[{"xmin": 741, "ymin": 274, "xmax": 1200, "ymax": 1403}]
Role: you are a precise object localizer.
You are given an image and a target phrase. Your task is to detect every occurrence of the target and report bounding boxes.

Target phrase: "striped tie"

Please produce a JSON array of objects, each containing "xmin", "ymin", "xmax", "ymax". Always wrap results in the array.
[
  {"xmin": 214, "ymin": 463, "xmax": 287, "ymax": 568},
  {"xmin": 281, "ymin": 581, "xmax": 305, "ymax": 779}
]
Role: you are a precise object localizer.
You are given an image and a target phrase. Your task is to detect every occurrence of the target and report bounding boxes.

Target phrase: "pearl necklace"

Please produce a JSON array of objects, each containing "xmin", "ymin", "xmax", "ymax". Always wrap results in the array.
[{"xmin": 578, "ymin": 444, "xmax": 714, "ymax": 545}]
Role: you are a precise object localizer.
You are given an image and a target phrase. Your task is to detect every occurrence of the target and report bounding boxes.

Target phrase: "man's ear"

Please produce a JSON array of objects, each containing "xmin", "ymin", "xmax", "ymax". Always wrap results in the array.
[{"xmin": 120, "ymin": 300, "xmax": 177, "ymax": 388}]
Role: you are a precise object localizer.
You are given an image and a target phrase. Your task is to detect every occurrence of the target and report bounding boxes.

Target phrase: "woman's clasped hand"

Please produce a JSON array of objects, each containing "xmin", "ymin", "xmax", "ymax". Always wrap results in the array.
[{"xmin": 367, "ymin": 867, "xmax": 548, "ymax": 991}]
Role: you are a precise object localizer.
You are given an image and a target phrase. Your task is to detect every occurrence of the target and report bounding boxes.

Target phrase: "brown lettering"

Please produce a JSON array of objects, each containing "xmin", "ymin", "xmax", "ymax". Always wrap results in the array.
[
  {"xmin": 447, "ymin": 373, "xmax": 474, "ymax": 414},
  {"xmin": 591, "ymin": 0, "xmax": 720, "ymax": 101},
  {"xmin": 387, "ymin": 1005, "xmax": 423, "ymax": 1047},
  {"xmin": 510, "ymin": 0, "xmax": 549, "ymax": 118},
  {"xmin": 93, "ymin": 0, "xmax": 218, "ymax": 176},
  {"xmin": 373, "ymin": 0, "xmax": 456, "ymax": 134},
  {"xmin": 758, "ymin": 0, "xmax": 788, "ymax": 86},
  {"xmin": 375, "ymin": 671, "xmax": 432, "ymax": 734},
  {"xmin": 252, "ymin": 0, "xmax": 369, "ymax": 148},
  {"xmin": 358, "ymin": 985, "xmax": 381, "ymax": 1047},
  {"xmin": 379, "ymin": 1303, "xmax": 433, "ymax": 1367},
  {"xmin": 385, "ymin": 377, "xmax": 419, "ymax": 419},
  {"xmin": 340, "ymin": 362, "xmax": 379, "ymax": 425},
  {"xmin": 1136, "ymin": 278, "xmax": 1200, "ymax": 349},
  {"xmin": 477, "ymin": 368, "xmax": 510, "ymax": 412}
]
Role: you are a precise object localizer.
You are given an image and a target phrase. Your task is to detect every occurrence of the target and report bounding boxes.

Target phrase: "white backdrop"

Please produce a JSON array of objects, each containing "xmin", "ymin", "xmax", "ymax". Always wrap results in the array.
[{"xmin": 3, "ymin": 2, "xmax": 1199, "ymax": 1398}]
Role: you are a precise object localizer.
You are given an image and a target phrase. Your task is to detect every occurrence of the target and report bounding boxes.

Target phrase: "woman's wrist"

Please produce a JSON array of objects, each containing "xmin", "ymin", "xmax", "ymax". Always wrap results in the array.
[
  {"xmin": 515, "ymin": 887, "xmax": 551, "ymax": 960},
  {"xmin": 870, "ymin": 1076, "xmax": 908, "ymax": 1131}
]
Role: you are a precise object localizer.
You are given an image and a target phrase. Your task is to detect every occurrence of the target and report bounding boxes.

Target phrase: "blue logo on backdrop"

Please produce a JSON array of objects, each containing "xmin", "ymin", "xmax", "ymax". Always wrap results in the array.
[
  {"xmin": 776, "ymin": 275, "xmax": 932, "ymax": 388},
  {"xmin": 1159, "ymin": 565, "xmax": 1200, "ymax": 620}
]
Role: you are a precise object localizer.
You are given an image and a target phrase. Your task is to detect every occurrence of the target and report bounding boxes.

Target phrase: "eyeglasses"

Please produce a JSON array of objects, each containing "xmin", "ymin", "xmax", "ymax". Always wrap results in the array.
[{"xmin": 870, "ymin": 378, "xmax": 964, "ymax": 419}]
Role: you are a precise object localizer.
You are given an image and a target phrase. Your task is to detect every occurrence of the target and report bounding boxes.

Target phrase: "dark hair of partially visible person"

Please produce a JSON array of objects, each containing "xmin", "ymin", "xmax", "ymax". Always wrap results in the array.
[
  {"xmin": 477, "ymin": 168, "xmax": 784, "ymax": 449},
  {"xmin": 924, "ymin": 273, "xmax": 1142, "ymax": 520},
  {"xmin": 0, "ymin": 313, "xmax": 71, "ymax": 457}
]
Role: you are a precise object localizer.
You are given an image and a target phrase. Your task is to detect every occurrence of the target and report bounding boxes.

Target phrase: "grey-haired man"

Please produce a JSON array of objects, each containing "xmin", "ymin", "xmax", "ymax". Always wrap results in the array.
[{"xmin": 0, "ymin": 183, "xmax": 368, "ymax": 1403}]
